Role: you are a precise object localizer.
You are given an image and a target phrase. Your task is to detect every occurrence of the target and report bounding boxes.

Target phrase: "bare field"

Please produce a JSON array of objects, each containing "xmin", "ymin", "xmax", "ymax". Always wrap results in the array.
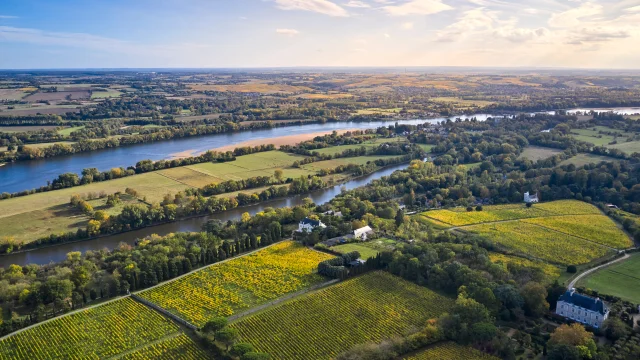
[
  {"xmin": 189, "ymin": 83, "xmax": 312, "ymax": 93},
  {"xmin": 212, "ymin": 130, "xmax": 356, "ymax": 152},
  {"xmin": 0, "ymin": 89, "xmax": 28, "ymax": 101},
  {"xmin": 24, "ymin": 91, "xmax": 90, "ymax": 101}
]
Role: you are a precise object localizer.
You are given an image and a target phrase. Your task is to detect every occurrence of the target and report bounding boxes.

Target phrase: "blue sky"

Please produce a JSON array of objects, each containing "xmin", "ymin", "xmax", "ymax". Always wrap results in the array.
[{"xmin": 1, "ymin": 0, "xmax": 639, "ymax": 69}]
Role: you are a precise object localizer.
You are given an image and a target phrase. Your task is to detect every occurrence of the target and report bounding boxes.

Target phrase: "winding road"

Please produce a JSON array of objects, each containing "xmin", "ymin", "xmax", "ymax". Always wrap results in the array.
[{"xmin": 567, "ymin": 252, "xmax": 630, "ymax": 290}]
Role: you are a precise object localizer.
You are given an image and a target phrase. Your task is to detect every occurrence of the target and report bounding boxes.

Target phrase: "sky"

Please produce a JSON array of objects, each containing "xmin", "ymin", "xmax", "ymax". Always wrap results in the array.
[{"xmin": 1, "ymin": 0, "xmax": 640, "ymax": 69}]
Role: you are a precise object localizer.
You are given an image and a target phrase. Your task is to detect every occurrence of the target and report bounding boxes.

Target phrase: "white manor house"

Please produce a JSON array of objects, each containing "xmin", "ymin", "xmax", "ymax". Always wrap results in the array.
[{"xmin": 556, "ymin": 288, "xmax": 609, "ymax": 328}]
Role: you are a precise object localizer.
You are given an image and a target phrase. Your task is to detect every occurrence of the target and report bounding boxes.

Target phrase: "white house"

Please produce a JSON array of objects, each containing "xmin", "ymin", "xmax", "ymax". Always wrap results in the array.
[
  {"xmin": 297, "ymin": 217, "xmax": 326, "ymax": 233},
  {"xmin": 353, "ymin": 226, "xmax": 373, "ymax": 240},
  {"xmin": 323, "ymin": 210, "xmax": 343, "ymax": 217},
  {"xmin": 556, "ymin": 288, "xmax": 609, "ymax": 328},
  {"xmin": 524, "ymin": 191, "xmax": 539, "ymax": 203}
]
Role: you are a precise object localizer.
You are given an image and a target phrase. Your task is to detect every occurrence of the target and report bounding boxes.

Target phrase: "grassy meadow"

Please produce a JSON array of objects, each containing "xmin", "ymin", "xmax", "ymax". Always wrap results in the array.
[{"xmin": 577, "ymin": 253, "xmax": 640, "ymax": 303}]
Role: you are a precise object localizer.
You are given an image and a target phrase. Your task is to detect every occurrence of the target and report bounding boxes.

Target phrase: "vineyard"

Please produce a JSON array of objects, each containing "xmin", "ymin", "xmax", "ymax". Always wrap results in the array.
[
  {"xmin": 421, "ymin": 200, "xmax": 602, "ymax": 228},
  {"xmin": 465, "ymin": 222, "xmax": 612, "ymax": 265},
  {"xmin": 121, "ymin": 333, "xmax": 208, "ymax": 360},
  {"xmin": 0, "ymin": 298, "xmax": 179, "ymax": 360},
  {"xmin": 138, "ymin": 241, "xmax": 333, "ymax": 326},
  {"xmin": 521, "ymin": 215, "xmax": 633, "ymax": 249},
  {"xmin": 404, "ymin": 342, "xmax": 500, "ymax": 360},
  {"xmin": 489, "ymin": 253, "xmax": 560, "ymax": 283},
  {"xmin": 230, "ymin": 271, "xmax": 454, "ymax": 360}
]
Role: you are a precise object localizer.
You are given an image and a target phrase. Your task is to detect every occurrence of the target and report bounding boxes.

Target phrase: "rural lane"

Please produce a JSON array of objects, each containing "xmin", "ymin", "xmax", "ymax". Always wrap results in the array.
[{"xmin": 567, "ymin": 253, "xmax": 630, "ymax": 290}]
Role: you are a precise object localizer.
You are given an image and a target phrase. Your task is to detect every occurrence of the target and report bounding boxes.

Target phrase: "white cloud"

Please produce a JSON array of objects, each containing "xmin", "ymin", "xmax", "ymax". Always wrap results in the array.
[
  {"xmin": 274, "ymin": 0, "xmax": 349, "ymax": 17},
  {"xmin": 435, "ymin": 8, "xmax": 495, "ymax": 42},
  {"xmin": 624, "ymin": 5, "xmax": 640, "ymax": 13},
  {"xmin": 548, "ymin": 2, "xmax": 602, "ymax": 28},
  {"xmin": 523, "ymin": 8, "xmax": 538, "ymax": 15},
  {"xmin": 239, "ymin": 16, "xmax": 248, "ymax": 20},
  {"xmin": 384, "ymin": 33, "xmax": 391, "ymax": 38},
  {"xmin": 381, "ymin": 0, "xmax": 453, "ymax": 16},
  {"xmin": 567, "ymin": 27, "xmax": 631, "ymax": 45},
  {"xmin": 344, "ymin": 0, "xmax": 370, "ymax": 8},
  {"xmin": 402, "ymin": 22, "xmax": 414, "ymax": 29},
  {"xmin": 435, "ymin": 8, "xmax": 549, "ymax": 43},
  {"xmin": 276, "ymin": 28, "xmax": 300, "ymax": 36},
  {"xmin": 0, "ymin": 15, "xmax": 18, "ymax": 19}
]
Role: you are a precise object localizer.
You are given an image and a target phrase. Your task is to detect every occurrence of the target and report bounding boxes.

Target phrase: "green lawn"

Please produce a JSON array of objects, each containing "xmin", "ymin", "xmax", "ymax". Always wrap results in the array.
[
  {"xmin": 331, "ymin": 238, "xmax": 397, "ymax": 259},
  {"xmin": 331, "ymin": 243, "xmax": 380, "ymax": 259},
  {"xmin": 577, "ymin": 253, "xmax": 640, "ymax": 303},
  {"xmin": 518, "ymin": 146, "xmax": 563, "ymax": 161},
  {"xmin": 57, "ymin": 126, "xmax": 85, "ymax": 136},
  {"xmin": 417, "ymin": 144, "xmax": 434, "ymax": 152},
  {"xmin": 90, "ymin": 90, "xmax": 122, "ymax": 99},
  {"xmin": 571, "ymin": 126, "xmax": 640, "ymax": 153},
  {"xmin": 559, "ymin": 153, "xmax": 619, "ymax": 167}
]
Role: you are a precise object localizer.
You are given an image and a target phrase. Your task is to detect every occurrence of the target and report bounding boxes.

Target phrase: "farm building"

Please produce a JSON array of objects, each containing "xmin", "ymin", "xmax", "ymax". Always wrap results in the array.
[
  {"xmin": 297, "ymin": 217, "xmax": 326, "ymax": 233},
  {"xmin": 353, "ymin": 226, "xmax": 373, "ymax": 240},
  {"xmin": 556, "ymin": 288, "xmax": 609, "ymax": 328},
  {"xmin": 524, "ymin": 191, "xmax": 539, "ymax": 203}
]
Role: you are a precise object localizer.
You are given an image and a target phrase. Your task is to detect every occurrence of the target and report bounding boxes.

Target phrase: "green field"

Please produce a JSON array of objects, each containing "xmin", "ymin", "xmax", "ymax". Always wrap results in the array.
[
  {"xmin": 560, "ymin": 153, "xmax": 619, "ymax": 166},
  {"xmin": 0, "ymin": 149, "xmax": 398, "ymax": 246},
  {"xmin": 0, "ymin": 298, "xmax": 180, "ymax": 360},
  {"xmin": 231, "ymin": 271, "xmax": 454, "ymax": 360},
  {"xmin": 57, "ymin": 126, "xmax": 85, "ymax": 136},
  {"xmin": 188, "ymin": 151, "xmax": 312, "ymax": 182},
  {"xmin": 90, "ymin": 89, "xmax": 123, "ymax": 99},
  {"xmin": 571, "ymin": 126, "xmax": 640, "ymax": 153},
  {"xmin": 331, "ymin": 238, "xmax": 397, "ymax": 259},
  {"xmin": 518, "ymin": 146, "xmax": 563, "ymax": 161},
  {"xmin": 301, "ymin": 155, "xmax": 401, "ymax": 172},
  {"xmin": 138, "ymin": 241, "xmax": 332, "ymax": 326},
  {"xmin": 577, "ymin": 253, "xmax": 640, "ymax": 303}
]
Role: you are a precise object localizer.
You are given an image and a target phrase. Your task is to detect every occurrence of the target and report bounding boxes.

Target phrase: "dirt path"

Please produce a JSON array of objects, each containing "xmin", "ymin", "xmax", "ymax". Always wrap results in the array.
[{"xmin": 567, "ymin": 252, "xmax": 629, "ymax": 290}]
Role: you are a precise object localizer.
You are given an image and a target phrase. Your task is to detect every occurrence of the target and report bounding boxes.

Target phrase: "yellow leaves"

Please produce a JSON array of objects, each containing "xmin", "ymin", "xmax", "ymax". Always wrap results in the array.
[
  {"xmin": 139, "ymin": 241, "xmax": 332, "ymax": 327},
  {"xmin": 230, "ymin": 272, "xmax": 454, "ymax": 360},
  {"xmin": 0, "ymin": 298, "xmax": 179, "ymax": 360}
]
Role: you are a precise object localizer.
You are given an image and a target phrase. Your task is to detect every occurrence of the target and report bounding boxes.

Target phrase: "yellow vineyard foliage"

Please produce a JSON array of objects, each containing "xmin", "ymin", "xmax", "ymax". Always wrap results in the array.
[
  {"xmin": 466, "ymin": 222, "xmax": 611, "ymax": 265},
  {"xmin": 121, "ymin": 333, "xmax": 208, "ymax": 360},
  {"xmin": 0, "ymin": 298, "xmax": 179, "ymax": 360},
  {"xmin": 489, "ymin": 253, "xmax": 561, "ymax": 283},
  {"xmin": 138, "ymin": 241, "xmax": 332, "ymax": 326},
  {"xmin": 522, "ymin": 215, "xmax": 632, "ymax": 249},
  {"xmin": 231, "ymin": 271, "xmax": 454, "ymax": 360}
]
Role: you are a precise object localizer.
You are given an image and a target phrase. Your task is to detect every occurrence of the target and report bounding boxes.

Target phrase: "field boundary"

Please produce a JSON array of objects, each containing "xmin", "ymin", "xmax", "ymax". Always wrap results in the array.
[
  {"xmin": 568, "ymin": 252, "xmax": 630, "ymax": 289},
  {"xmin": 131, "ymin": 293, "xmax": 198, "ymax": 330},
  {"xmin": 227, "ymin": 279, "xmax": 339, "ymax": 322},
  {"xmin": 105, "ymin": 331, "xmax": 183, "ymax": 360}
]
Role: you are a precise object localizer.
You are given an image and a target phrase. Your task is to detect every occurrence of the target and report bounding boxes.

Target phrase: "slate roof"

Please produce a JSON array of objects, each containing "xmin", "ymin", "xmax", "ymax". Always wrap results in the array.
[
  {"xmin": 558, "ymin": 290, "xmax": 608, "ymax": 315},
  {"xmin": 300, "ymin": 217, "xmax": 321, "ymax": 226}
]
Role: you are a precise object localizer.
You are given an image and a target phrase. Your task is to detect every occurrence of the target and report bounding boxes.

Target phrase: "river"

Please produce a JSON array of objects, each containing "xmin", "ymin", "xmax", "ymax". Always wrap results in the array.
[
  {"xmin": 0, "ymin": 162, "xmax": 408, "ymax": 266},
  {"xmin": 565, "ymin": 107, "xmax": 640, "ymax": 115},
  {"xmin": 0, "ymin": 116, "xmax": 493, "ymax": 194}
]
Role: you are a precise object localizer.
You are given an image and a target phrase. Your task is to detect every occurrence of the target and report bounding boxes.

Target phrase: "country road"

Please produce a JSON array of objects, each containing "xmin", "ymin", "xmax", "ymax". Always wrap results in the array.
[{"xmin": 567, "ymin": 253, "xmax": 630, "ymax": 290}]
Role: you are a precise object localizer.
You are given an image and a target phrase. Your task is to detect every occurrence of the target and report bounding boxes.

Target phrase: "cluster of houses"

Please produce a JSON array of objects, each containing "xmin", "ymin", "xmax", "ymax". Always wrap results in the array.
[{"xmin": 297, "ymin": 217, "xmax": 374, "ymax": 241}]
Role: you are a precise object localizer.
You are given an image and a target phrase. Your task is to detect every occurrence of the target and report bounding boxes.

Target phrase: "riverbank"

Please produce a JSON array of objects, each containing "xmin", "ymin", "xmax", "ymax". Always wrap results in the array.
[
  {"xmin": 211, "ymin": 129, "xmax": 357, "ymax": 153},
  {"xmin": 0, "ymin": 162, "xmax": 410, "ymax": 266},
  {"xmin": 0, "ymin": 115, "xmax": 491, "ymax": 194}
]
